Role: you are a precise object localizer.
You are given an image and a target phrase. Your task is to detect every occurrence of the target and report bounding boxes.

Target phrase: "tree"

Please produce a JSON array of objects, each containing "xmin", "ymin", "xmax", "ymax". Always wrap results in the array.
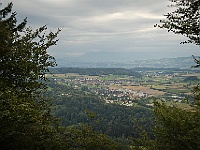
[
  {"xmin": 58, "ymin": 125, "xmax": 131, "ymax": 150},
  {"xmin": 145, "ymin": 0, "xmax": 200, "ymax": 149},
  {"xmin": 0, "ymin": 3, "xmax": 59, "ymax": 94},
  {"xmin": 0, "ymin": 3, "xmax": 62, "ymax": 149},
  {"xmin": 151, "ymin": 101, "xmax": 200, "ymax": 150},
  {"xmin": 155, "ymin": 0, "xmax": 200, "ymax": 45}
]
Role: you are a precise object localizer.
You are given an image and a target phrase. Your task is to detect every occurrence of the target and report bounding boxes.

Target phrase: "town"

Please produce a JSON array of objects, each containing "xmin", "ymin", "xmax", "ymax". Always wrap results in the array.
[{"xmin": 48, "ymin": 68, "xmax": 200, "ymax": 108}]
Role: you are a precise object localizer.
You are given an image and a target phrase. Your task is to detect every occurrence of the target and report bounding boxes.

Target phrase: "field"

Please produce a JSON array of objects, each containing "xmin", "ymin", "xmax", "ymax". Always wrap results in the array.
[
  {"xmin": 47, "ymin": 71, "xmax": 200, "ymax": 97},
  {"xmin": 123, "ymin": 85, "xmax": 166, "ymax": 96},
  {"xmin": 47, "ymin": 68, "xmax": 200, "ymax": 109}
]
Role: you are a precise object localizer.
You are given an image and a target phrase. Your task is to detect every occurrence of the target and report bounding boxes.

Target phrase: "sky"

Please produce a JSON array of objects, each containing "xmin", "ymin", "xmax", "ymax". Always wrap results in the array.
[{"xmin": 2, "ymin": 0, "xmax": 200, "ymax": 62}]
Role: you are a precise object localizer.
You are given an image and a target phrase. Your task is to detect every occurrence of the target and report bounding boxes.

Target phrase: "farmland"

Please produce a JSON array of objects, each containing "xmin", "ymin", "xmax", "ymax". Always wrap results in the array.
[{"xmin": 47, "ymin": 68, "xmax": 200, "ymax": 109}]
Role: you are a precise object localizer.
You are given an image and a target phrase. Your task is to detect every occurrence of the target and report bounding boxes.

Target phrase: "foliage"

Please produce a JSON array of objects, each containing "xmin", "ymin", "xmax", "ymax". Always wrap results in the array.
[
  {"xmin": 155, "ymin": 0, "xmax": 200, "ymax": 45},
  {"xmin": 0, "ymin": 4, "xmax": 59, "ymax": 94},
  {"xmin": 0, "ymin": 3, "xmax": 63, "ymax": 149},
  {"xmin": 132, "ymin": 100, "xmax": 200, "ymax": 150},
  {"xmin": 48, "ymin": 80, "xmax": 153, "ymax": 139},
  {"xmin": 58, "ymin": 125, "xmax": 131, "ymax": 150},
  {"xmin": 191, "ymin": 84, "xmax": 200, "ymax": 109},
  {"xmin": 147, "ymin": 1, "xmax": 200, "ymax": 149},
  {"xmin": 150, "ymin": 101, "xmax": 200, "ymax": 150}
]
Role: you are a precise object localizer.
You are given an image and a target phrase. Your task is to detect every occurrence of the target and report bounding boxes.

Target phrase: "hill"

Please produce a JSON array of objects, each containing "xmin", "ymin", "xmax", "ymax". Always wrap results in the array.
[{"xmin": 56, "ymin": 56, "xmax": 196, "ymax": 69}]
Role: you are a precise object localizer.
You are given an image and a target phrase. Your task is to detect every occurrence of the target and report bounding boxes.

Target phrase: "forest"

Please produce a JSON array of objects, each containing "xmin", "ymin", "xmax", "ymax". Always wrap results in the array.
[
  {"xmin": 0, "ymin": 1, "xmax": 200, "ymax": 150},
  {"xmin": 48, "ymin": 80, "xmax": 153, "ymax": 138},
  {"xmin": 50, "ymin": 67, "xmax": 142, "ymax": 77}
]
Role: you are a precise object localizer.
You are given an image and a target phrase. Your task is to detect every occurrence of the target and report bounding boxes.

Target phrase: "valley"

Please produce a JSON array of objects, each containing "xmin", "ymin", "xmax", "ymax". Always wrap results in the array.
[{"xmin": 48, "ymin": 67, "xmax": 200, "ymax": 109}]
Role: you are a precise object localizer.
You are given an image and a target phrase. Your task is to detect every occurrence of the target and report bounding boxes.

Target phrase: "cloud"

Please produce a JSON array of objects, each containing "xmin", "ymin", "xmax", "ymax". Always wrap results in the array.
[{"xmin": 3, "ymin": 0, "xmax": 200, "ymax": 60}]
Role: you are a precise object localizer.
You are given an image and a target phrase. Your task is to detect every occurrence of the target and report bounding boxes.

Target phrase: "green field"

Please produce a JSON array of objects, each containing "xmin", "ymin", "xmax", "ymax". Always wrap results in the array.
[{"xmin": 47, "ymin": 68, "xmax": 200, "ymax": 110}]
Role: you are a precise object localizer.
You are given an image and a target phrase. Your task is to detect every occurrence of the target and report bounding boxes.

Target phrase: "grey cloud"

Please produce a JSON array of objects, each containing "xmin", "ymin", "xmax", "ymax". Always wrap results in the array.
[{"xmin": 3, "ymin": 0, "xmax": 200, "ymax": 60}]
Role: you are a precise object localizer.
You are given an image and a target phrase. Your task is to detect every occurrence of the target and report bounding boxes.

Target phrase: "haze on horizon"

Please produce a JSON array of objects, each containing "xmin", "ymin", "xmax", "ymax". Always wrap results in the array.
[{"xmin": 3, "ymin": 0, "xmax": 200, "ymax": 62}]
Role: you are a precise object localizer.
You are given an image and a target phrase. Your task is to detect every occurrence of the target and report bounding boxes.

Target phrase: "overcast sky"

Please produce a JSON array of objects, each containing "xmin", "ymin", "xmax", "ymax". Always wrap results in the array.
[{"xmin": 2, "ymin": 0, "xmax": 200, "ymax": 61}]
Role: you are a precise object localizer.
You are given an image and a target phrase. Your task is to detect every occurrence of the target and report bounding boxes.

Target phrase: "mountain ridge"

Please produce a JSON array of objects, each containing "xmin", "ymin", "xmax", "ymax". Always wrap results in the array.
[{"xmin": 55, "ymin": 56, "xmax": 197, "ymax": 69}]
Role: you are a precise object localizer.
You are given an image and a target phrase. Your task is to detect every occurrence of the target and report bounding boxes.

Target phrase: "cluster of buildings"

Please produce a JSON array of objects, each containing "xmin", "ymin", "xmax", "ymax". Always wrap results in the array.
[
  {"xmin": 54, "ymin": 76, "xmax": 152, "ymax": 106},
  {"xmin": 91, "ymin": 88, "xmax": 150, "ymax": 104}
]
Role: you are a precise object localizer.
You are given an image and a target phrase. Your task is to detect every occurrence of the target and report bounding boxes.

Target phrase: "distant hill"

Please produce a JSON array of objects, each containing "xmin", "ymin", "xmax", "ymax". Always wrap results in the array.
[{"xmin": 55, "ymin": 56, "xmax": 197, "ymax": 69}]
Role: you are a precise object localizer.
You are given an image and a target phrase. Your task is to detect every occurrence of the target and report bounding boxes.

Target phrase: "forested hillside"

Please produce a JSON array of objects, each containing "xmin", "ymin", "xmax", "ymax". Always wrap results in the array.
[
  {"xmin": 47, "ymin": 80, "xmax": 153, "ymax": 138},
  {"xmin": 50, "ymin": 67, "xmax": 142, "ymax": 77}
]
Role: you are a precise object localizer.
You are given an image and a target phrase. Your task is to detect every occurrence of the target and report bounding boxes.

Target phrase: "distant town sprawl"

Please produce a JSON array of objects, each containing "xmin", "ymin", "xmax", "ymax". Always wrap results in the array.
[{"xmin": 47, "ymin": 68, "xmax": 199, "ymax": 109}]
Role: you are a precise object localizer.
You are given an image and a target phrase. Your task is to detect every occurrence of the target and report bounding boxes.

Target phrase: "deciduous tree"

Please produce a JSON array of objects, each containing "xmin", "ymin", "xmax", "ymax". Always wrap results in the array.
[
  {"xmin": 155, "ymin": 0, "xmax": 200, "ymax": 45},
  {"xmin": 0, "ymin": 3, "xmax": 61, "ymax": 149},
  {"xmin": 147, "ymin": 0, "xmax": 200, "ymax": 149},
  {"xmin": 151, "ymin": 101, "xmax": 200, "ymax": 150}
]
